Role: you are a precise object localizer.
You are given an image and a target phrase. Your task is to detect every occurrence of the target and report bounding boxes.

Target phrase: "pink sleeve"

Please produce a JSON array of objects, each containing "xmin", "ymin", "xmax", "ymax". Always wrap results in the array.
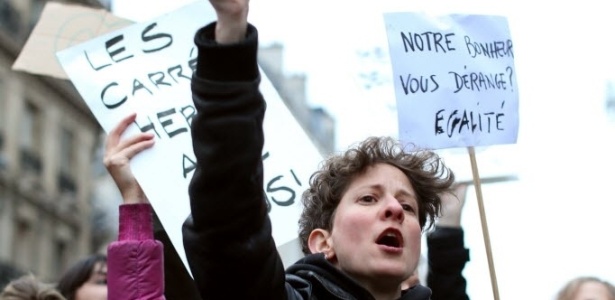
[{"xmin": 107, "ymin": 203, "xmax": 165, "ymax": 300}]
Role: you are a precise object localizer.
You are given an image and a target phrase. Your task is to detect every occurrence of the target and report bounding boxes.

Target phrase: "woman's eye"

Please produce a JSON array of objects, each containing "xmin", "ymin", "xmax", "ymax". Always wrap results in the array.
[
  {"xmin": 401, "ymin": 204, "xmax": 415, "ymax": 212},
  {"xmin": 95, "ymin": 279, "xmax": 107, "ymax": 285},
  {"xmin": 359, "ymin": 195, "xmax": 376, "ymax": 203}
]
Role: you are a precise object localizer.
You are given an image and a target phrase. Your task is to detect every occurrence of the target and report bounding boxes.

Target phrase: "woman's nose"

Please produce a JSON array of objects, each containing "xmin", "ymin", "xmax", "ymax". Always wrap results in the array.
[{"xmin": 382, "ymin": 196, "xmax": 405, "ymax": 223}]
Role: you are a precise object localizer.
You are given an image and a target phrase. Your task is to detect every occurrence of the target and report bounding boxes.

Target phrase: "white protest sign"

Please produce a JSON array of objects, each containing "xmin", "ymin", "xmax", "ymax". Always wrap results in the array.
[
  {"xmin": 56, "ymin": 1, "xmax": 321, "ymax": 272},
  {"xmin": 384, "ymin": 12, "xmax": 519, "ymax": 149}
]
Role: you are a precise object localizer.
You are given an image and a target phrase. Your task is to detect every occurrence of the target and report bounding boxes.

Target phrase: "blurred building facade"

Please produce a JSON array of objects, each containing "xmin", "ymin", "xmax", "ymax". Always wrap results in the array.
[
  {"xmin": 258, "ymin": 43, "xmax": 336, "ymax": 155},
  {"xmin": 0, "ymin": 0, "xmax": 107, "ymax": 282}
]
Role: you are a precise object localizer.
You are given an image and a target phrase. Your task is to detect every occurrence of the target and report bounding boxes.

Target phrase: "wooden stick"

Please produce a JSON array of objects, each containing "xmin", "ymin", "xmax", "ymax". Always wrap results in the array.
[{"xmin": 467, "ymin": 146, "xmax": 500, "ymax": 300}]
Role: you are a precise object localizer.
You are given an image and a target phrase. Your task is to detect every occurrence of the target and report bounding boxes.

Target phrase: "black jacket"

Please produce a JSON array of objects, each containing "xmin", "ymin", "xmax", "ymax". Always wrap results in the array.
[
  {"xmin": 427, "ymin": 227, "xmax": 470, "ymax": 300},
  {"xmin": 181, "ymin": 22, "xmax": 433, "ymax": 300}
]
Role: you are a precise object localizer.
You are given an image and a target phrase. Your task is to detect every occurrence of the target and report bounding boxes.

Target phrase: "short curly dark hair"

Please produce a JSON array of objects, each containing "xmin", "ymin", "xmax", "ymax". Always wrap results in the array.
[{"xmin": 298, "ymin": 136, "xmax": 455, "ymax": 254}]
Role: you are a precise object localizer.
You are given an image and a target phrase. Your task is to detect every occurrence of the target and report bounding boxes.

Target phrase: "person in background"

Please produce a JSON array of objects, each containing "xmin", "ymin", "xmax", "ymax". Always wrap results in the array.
[
  {"xmin": 557, "ymin": 276, "xmax": 615, "ymax": 300},
  {"xmin": 1, "ymin": 274, "xmax": 65, "ymax": 300},
  {"xmin": 0, "ymin": 262, "xmax": 24, "ymax": 292},
  {"xmin": 56, "ymin": 254, "xmax": 107, "ymax": 300},
  {"xmin": 180, "ymin": 0, "xmax": 455, "ymax": 299},
  {"xmin": 57, "ymin": 112, "xmax": 164, "ymax": 300}
]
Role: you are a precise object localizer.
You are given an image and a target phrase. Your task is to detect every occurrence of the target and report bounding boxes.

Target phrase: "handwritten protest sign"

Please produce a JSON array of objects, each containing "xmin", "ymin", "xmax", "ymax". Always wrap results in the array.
[
  {"xmin": 56, "ymin": 1, "xmax": 322, "ymax": 272},
  {"xmin": 12, "ymin": 2, "xmax": 133, "ymax": 79},
  {"xmin": 384, "ymin": 13, "xmax": 518, "ymax": 149}
]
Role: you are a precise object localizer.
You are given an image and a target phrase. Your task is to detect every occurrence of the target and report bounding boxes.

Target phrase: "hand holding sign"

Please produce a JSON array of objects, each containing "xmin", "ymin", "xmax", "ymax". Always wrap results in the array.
[
  {"xmin": 208, "ymin": 0, "xmax": 250, "ymax": 44},
  {"xmin": 436, "ymin": 182, "xmax": 468, "ymax": 228},
  {"xmin": 103, "ymin": 113, "xmax": 155, "ymax": 205}
]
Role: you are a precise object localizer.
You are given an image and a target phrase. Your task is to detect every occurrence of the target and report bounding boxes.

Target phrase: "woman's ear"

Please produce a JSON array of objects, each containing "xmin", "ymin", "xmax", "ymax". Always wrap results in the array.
[{"xmin": 308, "ymin": 229, "xmax": 335, "ymax": 260}]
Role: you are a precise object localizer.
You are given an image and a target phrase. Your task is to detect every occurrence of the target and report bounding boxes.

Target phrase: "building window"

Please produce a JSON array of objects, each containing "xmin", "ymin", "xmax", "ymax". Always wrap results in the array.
[
  {"xmin": 14, "ymin": 220, "xmax": 34, "ymax": 271},
  {"xmin": 27, "ymin": 0, "xmax": 44, "ymax": 35},
  {"xmin": 58, "ymin": 128, "xmax": 76, "ymax": 210},
  {"xmin": 20, "ymin": 102, "xmax": 42, "ymax": 174},
  {"xmin": 0, "ymin": 187, "xmax": 5, "ymax": 212},
  {"xmin": 53, "ymin": 239, "xmax": 68, "ymax": 274},
  {"xmin": 0, "ymin": 75, "xmax": 5, "ymax": 149},
  {"xmin": 58, "ymin": 128, "xmax": 77, "ymax": 194},
  {"xmin": 0, "ymin": 0, "xmax": 22, "ymax": 38},
  {"xmin": 21, "ymin": 101, "xmax": 42, "ymax": 151},
  {"xmin": 59, "ymin": 128, "xmax": 75, "ymax": 175}
]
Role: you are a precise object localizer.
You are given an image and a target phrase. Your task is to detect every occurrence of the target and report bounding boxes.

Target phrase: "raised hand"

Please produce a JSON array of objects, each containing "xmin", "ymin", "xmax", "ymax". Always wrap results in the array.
[
  {"xmin": 103, "ymin": 113, "xmax": 155, "ymax": 204},
  {"xmin": 209, "ymin": 0, "xmax": 250, "ymax": 44},
  {"xmin": 437, "ymin": 183, "xmax": 469, "ymax": 228}
]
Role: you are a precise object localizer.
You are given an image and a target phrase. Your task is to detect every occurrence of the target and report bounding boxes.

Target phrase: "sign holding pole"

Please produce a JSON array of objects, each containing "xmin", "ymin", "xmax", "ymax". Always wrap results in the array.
[
  {"xmin": 468, "ymin": 146, "xmax": 500, "ymax": 299},
  {"xmin": 384, "ymin": 12, "xmax": 519, "ymax": 300}
]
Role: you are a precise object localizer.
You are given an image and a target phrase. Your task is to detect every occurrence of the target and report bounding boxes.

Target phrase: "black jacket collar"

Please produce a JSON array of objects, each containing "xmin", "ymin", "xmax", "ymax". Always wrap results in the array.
[{"xmin": 285, "ymin": 253, "xmax": 432, "ymax": 300}]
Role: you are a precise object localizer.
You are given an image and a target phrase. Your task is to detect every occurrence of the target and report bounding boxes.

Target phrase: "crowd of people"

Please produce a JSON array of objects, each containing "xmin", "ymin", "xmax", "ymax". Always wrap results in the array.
[{"xmin": 2, "ymin": 0, "xmax": 614, "ymax": 299}]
